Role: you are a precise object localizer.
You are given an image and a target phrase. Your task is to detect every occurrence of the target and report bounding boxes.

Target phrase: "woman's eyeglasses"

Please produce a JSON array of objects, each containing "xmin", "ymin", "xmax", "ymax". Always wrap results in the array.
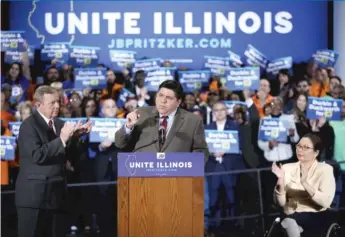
[{"xmin": 296, "ymin": 144, "xmax": 314, "ymax": 151}]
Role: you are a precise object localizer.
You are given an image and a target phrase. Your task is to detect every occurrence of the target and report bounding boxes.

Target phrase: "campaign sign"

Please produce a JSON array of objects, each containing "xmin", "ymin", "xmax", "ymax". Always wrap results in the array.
[
  {"xmin": 74, "ymin": 68, "xmax": 106, "ymax": 89},
  {"xmin": 69, "ymin": 45, "xmax": 100, "ymax": 67},
  {"xmin": 118, "ymin": 152, "xmax": 204, "ymax": 177},
  {"xmin": 41, "ymin": 42, "xmax": 70, "ymax": 64},
  {"xmin": 244, "ymin": 44, "xmax": 269, "ymax": 70},
  {"xmin": 131, "ymin": 58, "xmax": 162, "ymax": 73},
  {"xmin": 8, "ymin": 122, "xmax": 22, "ymax": 138},
  {"xmin": 225, "ymin": 67, "xmax": 260, "ymax": 91},
  {"xmin": 223, "ymin": 101, "xmax": 247, "ymax": 116},
  {"xmin": 60, "ymin": 117, "xmax": 87, "ymax": 125},
  {"xmin": 266, "ymin": 56, "xmax": 293, "ymax": 79},
  {"xmin": 109, "ymin": 50, "xmax": 136, "ymax": 71},
  {"xmin": 89, "ymin": 118, "xmax": 126, "ymax": 143},
  {"xmin": 228, "ymin": 50, "xmax": 243, "ymax": 68},
  {"xmin": 258, "ymin": 118, "xmax": 289, "ymax": 142},
  {"xmin": 4, "ymin": 45, "xmax": 34, "ymax": 65},
  {"xmin": 0, "ymin": 136, "xmax": 16, "ymax": 161},
  {"xmin": 312, "ymin": 49, "xmax": 339, "ymax": 68},
  {"xmin": 178, "ymin": 70, "xmax": 210, "ymax": 92},
  {"xmin": 205, "ymin": 130, "xmax": 240, "ymax": 154},
  {"xmin": 144, "ymin": 67, "xmax": 175, "ymax": 91},
  {"xmin": 1, "ymin": 31, "xmax": 25, "ymax": 52},
  {"xmin": 306, "ymin": 97, "xmax": 342, "ymax": 121},
  {"xmin": 204, "ymin": 56, "xmax": 231, "ymax": 75}
]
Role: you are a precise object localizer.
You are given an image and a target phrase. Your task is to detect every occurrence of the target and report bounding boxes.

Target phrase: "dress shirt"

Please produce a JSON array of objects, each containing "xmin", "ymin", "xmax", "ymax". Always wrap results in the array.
[{"xmin": 37, "ymin": 110, "xmax": 66, "ymax": 147}]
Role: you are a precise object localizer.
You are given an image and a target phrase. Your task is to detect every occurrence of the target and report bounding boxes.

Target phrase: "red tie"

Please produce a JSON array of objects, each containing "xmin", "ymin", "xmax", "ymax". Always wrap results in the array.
[
  {"xmin": 160, "ymin": 116, "xmax": 168, "ymax": 130},
  {"xmin": 48, "ymin": 120, "xmax": 55, "ymax": 134}
]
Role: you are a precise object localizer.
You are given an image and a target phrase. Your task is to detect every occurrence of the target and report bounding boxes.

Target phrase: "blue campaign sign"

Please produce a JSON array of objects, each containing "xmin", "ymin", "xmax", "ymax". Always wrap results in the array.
[
  {"xmin": 178, "ymin": 70, "xmax": 210, "ymax": 92},
  {"xmin": 41, "ymin": 42, "xmax": 70, "ymax": 64},
  {"xmin": 205, "ymin": 130, "xmax": 240, "ymax": 154},
  {"xmin": 244, "ymin": 44, "xmax": 269, "ymax": 70},
  {"xmin": 144, "ymin": 67, "xmax": 175, "ymax": 92},
  {"xmin": 266, "ymin": 56, "xmax": 293, "ymax": 79},
  {"xmin": 118, "ymin": 152, "xmax": 204, "ymax": 177},
  {"xmin": 204, "ymin": 56, "xmax": 231, "ymax": 75},
  {"xmin": 74, "ymin": 68, "xmax": 107, "ymax": 89},
  {"xmin": 227, "ymin": 50, "xmax": 243, "ymax": 67},
  {"xmin": 89, "ymin": 117, "xmax": 126, "ymax": 143},
  {"xmin": 8, "ymin": 122, "xmax": 22, "ymax": 138},
  {"xmin": 59, "ymin": 117, "xmax": 87, "ymax": 125},
  {"xmin": 109, "ymin": 50, "xmax": 136, "ymax": 72},
  {"xmin": 10, "ymin": 1, "xmax": 328, "ymax": 69},
  {"xmin": 225, "ymin": 67, "xmax": 260, "ymax": 91},
  {"xmin": 0, "ymin": 136, "xmax": 16, "ymax": 161},
  {"xmin": 1, "ymin": 31, "xmax": 26, "ymax": 52},
  {"xmin": 258, "ymin": 117, "xmax": 290, "ymax": 142},
  {"xmin": 306, "ymin": 97, "xmax": 343, "ymax": 121},
  {"xmin": 132, "ymin": 58, "xmax": 162, "ymax": 74},
  {"xmin": 69, "ymin": 45, "xmax": 100, "ymax": 67},
  {"xmin": 312, "ymin": 49, "xmax": 339, "ymax": 68},
  {"xmin": 4, "ymin": 45, "xmax": 34, "ymax": 65}
]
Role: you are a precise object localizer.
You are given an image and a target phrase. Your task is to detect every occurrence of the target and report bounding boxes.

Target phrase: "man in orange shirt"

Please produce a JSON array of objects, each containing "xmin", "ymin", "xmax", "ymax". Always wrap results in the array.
[{"xmin": 251, "ymin": 79, "xmax": 274, "ymax": 118}]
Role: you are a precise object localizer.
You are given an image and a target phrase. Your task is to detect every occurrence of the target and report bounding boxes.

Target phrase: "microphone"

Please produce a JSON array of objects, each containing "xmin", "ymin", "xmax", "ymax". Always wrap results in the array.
[{"xmin": 158, "ymin": 125, "xmax": 166, "ymax": 145}]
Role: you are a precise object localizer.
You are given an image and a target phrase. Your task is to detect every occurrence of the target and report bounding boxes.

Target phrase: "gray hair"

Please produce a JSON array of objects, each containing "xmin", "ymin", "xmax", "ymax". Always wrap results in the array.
[
  {"xmin": 18, "ymin": 100, "xmax": 33, "ymax": 113},
  {"xmin": 33, "ymin": 86, "xmax": 58, "ymax": 103}
]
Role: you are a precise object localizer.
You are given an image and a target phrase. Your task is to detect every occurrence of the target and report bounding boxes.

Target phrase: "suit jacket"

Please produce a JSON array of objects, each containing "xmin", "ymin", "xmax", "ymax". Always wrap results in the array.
[
  {"xmin": 274, "ymin": 161, "xmax": 336, "ymax": 215},
  {"xmin": 115, "ymin": 106, "xmax": 209, "ymax": 163},
  {"xmin": 15, "ymin": 110, "xmax": 79, "ymax": 210}
]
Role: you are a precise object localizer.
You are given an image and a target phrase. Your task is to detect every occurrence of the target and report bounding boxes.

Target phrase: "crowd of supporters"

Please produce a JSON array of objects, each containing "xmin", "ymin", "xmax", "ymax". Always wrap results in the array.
[{"xmin": 1, "ymin": 42, "xmax": 345, "ymax": 236}]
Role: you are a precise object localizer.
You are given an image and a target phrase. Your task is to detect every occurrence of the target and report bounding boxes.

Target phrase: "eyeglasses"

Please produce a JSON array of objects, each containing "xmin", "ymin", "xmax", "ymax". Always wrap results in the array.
[{"xmin": 296, "ymin": 144, "xmax": 314, "ymax": 151}]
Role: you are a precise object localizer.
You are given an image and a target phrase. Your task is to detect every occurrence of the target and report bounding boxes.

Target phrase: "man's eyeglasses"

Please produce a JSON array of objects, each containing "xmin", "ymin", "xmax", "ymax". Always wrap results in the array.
[{"xmin": 296, "ymin": 144, "xmax": 314, "ymax": 151}]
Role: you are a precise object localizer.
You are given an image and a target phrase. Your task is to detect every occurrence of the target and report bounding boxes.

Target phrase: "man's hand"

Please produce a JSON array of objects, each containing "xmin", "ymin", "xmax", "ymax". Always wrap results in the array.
[
  {"xmin": 126, "ymin": 109, "xmax": 140, "ymax": 129},
  {"xmin": 74, "ymin": 120, "xmax": 92, "ymax": 135},
  {"xmin": 60, "ymin": 122, "xmax": 76, "ymax": 143}
]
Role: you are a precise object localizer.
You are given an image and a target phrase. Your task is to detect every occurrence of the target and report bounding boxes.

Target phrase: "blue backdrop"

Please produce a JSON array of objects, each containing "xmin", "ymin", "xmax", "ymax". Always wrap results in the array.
[{"xmin": 10, "ymin": 1, "xmax": 328, "ymax": 69}]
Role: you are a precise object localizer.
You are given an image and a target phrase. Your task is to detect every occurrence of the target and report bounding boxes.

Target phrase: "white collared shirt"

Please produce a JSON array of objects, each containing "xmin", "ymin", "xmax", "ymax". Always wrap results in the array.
[
  {"xmin": 37, "ymin": 110, "xmax": 56, "ymax": 134},
  {"xmin": 159, "ymin": 108, "xmax": 177, "ymax": 136},
  {"xmin": 37, "ymin": 110, "xmax": 66, "ymax": 147}
]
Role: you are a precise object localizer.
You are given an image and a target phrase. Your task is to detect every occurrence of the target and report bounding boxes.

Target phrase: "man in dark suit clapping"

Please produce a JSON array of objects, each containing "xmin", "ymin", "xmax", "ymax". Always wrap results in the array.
[{"xmin": 15, "ymin": 85, "xmax": 92, "ymax": 237}]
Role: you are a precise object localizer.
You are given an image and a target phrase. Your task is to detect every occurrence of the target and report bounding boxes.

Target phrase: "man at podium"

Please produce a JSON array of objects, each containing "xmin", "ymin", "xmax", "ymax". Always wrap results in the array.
[
  {"xmin": 115, "ymin": 80, "xmax": 209, "ymax": 162},
  {"xmin": 115, "ymin": 80, "xmax": 210, "ymax": 235}
]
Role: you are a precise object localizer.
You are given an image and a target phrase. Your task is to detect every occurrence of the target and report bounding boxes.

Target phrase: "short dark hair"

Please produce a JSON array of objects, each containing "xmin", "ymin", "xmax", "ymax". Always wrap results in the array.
[
  {"xmin": 302, "ymin": 133, "xmax": 322, "ymax": 153},
  {"xmin": 158, "ymin": 80, "xmax": 184, "ymax": 100}
]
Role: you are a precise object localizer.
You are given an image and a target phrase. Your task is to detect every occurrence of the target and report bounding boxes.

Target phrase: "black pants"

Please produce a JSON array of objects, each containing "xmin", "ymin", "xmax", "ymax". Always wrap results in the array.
[
  {"xmin": 17, "ymin": 207, "xmax": 68, "ymax": 237},
  {"xmin": 282, "ymin": 210, "xmax": 335, "ymax": 236}
]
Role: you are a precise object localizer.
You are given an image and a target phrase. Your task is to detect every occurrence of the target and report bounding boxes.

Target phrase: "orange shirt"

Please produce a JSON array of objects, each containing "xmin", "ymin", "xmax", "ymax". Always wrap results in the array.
[
  {"xmin": 252, "ymin": 94, "xmax": 274, "ymax": 118},
  {"xmin": 1, "ymin": 110, "xmax": 16, "ymax": 128},
  {"xmin": 1, "ymin": 128, "xmax": 12, "ymax": 185},
  {"xmin": 309, "ymin": 80, "xmax": 330, "ymax": 97},
  {"xmin": 102, "ymin": 83, "xmax": 124, "ymax": 99}
]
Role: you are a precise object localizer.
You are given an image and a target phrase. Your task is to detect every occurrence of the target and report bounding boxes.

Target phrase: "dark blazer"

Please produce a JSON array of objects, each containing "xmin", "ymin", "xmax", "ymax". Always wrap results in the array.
[
  {"xmin": 115, "ymin": 106, "xmax": 209, "ymax": 163},
  {"xmin": 15, "ymin": 110, "xmax": 79, "ymax": 210}
]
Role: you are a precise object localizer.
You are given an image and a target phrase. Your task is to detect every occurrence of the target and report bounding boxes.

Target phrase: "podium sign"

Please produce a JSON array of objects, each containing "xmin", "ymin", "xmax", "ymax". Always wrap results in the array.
[
  {"xmin": 118, "ymin": 152, "xmax": 204, "ymax": 177},
  {"xmin": 117, "ymin": 152, "xmax": 204, "ymax": 237}
]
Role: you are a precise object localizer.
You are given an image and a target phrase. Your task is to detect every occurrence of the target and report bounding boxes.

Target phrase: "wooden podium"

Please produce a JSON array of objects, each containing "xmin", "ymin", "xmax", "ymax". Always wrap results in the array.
[{"xmin": 117, "ymin": 153, "xmax": 205, "ymax": 237}]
